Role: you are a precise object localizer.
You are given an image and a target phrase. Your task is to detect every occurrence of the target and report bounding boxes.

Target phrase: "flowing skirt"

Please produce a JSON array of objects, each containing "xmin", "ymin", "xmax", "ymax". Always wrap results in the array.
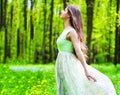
[{"xmin": 55, "ymin": 51, "xmax": 117, "ymax": 95}]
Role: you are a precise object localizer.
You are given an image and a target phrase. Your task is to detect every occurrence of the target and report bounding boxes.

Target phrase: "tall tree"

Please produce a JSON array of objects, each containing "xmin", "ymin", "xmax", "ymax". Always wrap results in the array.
[
  {"xmin": 24, "ymin": 0, "xmax": 27, "ymax": 31},
  {"xmin": 30, "ymin": 0, "xmax": 34, "ymax": 40},
  {"xmin": 3, "ymin": 0, "xmax": 8, "ymax": 63},
  {"xmin": 17, "ymin": 29, "xmax": 20, "ymax": 57},
  {"xmin": 86, "ymin": 0, "xmax": 95, "ymax": 64},
  {"xmin": 63, "ymin": 0, "xmax": 69, "ymax": 9},
  {"xmin": 106, "ymin": 0, "xmax": 112, "ymax": 62},
  {"xmin": 0, "ymin": 0, "xmax": 3, "ymax": 29},
  {"xmin": 114, "ymin": 0, "xmax": 120, "ymax": 65},
  {"xmin": 23, "ymin": 0, "xmax": 28, "ymax": 58},
  {"xmin": 42, "ymin": 0, "xmax": 47, "ymax": 63},
  {"xmin": 49, "ymin": 0, "xmax": 54, "ymax": 62},
  {"xmin": 10, "ymin": 5, "xmax": 13, "ymax": 27}
]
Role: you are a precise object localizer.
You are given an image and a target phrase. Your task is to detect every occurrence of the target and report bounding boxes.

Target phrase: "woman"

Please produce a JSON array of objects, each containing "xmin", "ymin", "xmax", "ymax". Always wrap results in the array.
[{"xmin": 55, "ymin": 5, "xmax": 117, "ymax": 95}]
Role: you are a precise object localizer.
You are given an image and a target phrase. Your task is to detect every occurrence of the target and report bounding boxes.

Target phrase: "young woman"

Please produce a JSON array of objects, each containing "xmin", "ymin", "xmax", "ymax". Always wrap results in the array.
[{"xmin": 55, "ymin": 5, "xmax": 117, "ymax": 95}]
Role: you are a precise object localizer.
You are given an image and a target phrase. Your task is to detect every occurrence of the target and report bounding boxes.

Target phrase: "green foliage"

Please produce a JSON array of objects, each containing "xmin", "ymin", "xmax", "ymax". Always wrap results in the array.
[
  {"xmin": 91, "ymin": 0, "xmax": 116, "ymax": 62},
  {"xmin": 0, "ymin": 0, "xmax": 119, "ymax": 63},
  {"xmin": 0, "ymin": 30, "xmax": 5, "ymax": 63}
]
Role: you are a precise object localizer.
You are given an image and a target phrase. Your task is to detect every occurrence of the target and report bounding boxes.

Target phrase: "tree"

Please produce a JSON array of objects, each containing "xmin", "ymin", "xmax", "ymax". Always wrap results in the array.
[
  {"xmin": 114, "ymin": 0, "xmax": 120, "ymax": 65},
  {"xmin": 106, "ymin": 0, "xmax": 112, "ymax": 62},
  {"xmin": 63, "ymin": 0, "xmax": 69, "ymax": 9},
  {"xmin": 24, "ymin": 0, "xmax": 27, "ymax": 31},
  {"xmin": 17, "ymin": 29, "xmax": 20, "ymax": 57},
  {"xmin": 49, "ymin": 0, "xmax": 54, "ymax": 62},
  {"xmin": 30, "ymin": 0, "xmax": 34, "ymax": 40},
  {"xmin": 3, "ymin": 0, "xmax": 8, "ymax": 63},
  {"xmin": 10, "ymin": 4, "xmax": 13, "ymax": 27},
  {"xmin": 86, "ymin": 0, "xmax": 95, "ymax": 64},
  {"xmin": 42, "ymin": 0, "xmax": 47, "ymax": 63},
  {"xmin": 0, "ymin": 0, "xmax": 3, "ymax": 29}
]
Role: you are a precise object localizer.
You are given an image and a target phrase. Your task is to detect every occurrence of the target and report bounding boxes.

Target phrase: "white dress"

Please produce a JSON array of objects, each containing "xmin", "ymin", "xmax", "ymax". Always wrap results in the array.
[{"xmin": 55, "ymin": 28, "xmax": 117, "ymax": 95}]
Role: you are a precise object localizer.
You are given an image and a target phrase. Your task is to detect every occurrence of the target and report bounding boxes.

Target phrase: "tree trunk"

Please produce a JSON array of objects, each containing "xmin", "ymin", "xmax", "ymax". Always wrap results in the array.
[
  {"xmin": 3, "ymin": 0, "xmax": 8, "ymax": 63},
  {"xmin": 63, "ymin": 0, "xmax": 69, "ymax": 9},
  {"xmin": 114, "ymin": 0, "xmax": 120, "ymax": 65},
  {"xmin": 49, "ymin": 0, "xmax": 54, "ymax": 62},
  {"xmin": 17, "ymin": 29, "xmax": 20, "ymax": 57},
  {"xmin": 30, "ymin": 0, "xmax": 34, "ymax": 40},
  {"xmin": 10, "ymin": 5, "xmax": 13, "ymax": 27},
  {"xmin": 0, "ymin": 0, "xmax": 3, "ymax": 29},
  {"xmin": 86, "ymin": 0, "xmax": 95, "ymax": 64},
  {"xmin": 42, "ymin": 0, "xmax": 47, "ymax": 63},
  {"xmin": 106, "ymin": 0, "xmax": 112, "ymax": 62},
  {"xmin": 24, "ymin": 0, "xmax": 27, "ymax": 30}
]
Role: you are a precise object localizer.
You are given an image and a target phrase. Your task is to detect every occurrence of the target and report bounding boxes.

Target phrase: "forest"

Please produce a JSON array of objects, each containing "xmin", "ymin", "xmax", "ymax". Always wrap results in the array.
[{"xmin": 0, "ymin": 0, "xmax": 120, "ymax": 65}]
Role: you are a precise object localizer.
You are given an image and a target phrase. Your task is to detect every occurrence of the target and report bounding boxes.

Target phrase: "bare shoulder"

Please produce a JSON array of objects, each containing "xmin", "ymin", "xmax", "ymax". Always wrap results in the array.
[
  {"xmin": 66, "ymin": 28, "xmax": 78, "ymax": 42},
  {"xmin": 69, "ymin": 28, "xmax": 76, "ymax": 32},
  {"xmin": 69, "ymin": 28, "xmax": 78, "ymax": 37}
]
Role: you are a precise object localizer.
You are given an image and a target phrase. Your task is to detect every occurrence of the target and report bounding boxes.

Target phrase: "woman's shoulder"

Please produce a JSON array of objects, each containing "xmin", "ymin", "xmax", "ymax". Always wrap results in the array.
[{"xmin": 66, "ymin": 28, "xmax": 76, "ymax": 33}]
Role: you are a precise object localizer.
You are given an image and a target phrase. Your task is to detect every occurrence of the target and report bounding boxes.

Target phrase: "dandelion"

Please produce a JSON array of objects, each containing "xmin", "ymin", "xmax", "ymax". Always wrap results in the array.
[
  {"xmin": 41, "ymin": 80, "xmax": 47, "ymax": 85},
  {"xmin": 44, "ymin": 89, "xmax": 49, "ymax": 95},
  {"xmin": 30, "ymin": 91, "xmax": 34, "ymax": 95},
  {"xmin": 1, "ymin": 89, "xmax": 7, "ymax": 94},
  {"xmin": 36, "ymin": 91, "xmax": 41, "ymax": 95},
  {"xmin": 32, "ymin": 85, "xmax": 36, "ymax": 89}
]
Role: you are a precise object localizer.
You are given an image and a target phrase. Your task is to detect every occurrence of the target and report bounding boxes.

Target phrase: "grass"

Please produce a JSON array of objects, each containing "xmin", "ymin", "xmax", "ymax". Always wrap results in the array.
[
  {"xmin": 0, "ymin": 63, "xmax": 119, "ymax": 95},
  {"xmin": 0, "ymin": 63, "xmax": 56, "ymax": 95}
]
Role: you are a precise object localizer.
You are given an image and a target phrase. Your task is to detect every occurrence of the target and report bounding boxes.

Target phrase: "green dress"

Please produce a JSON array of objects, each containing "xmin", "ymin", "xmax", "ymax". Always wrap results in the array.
[{"xmin": 55, "ymin": 28, "xmax": 117, "ymax": 95}]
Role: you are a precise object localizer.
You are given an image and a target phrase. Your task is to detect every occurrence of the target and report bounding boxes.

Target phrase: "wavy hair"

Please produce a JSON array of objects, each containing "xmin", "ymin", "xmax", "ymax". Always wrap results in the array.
[{"xmin": 67, "ymin": 5, "xmax": 88, "ymax": 61}]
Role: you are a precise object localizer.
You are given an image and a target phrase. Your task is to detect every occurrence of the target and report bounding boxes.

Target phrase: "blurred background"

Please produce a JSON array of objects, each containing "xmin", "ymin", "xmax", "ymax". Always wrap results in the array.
[{"xmin": 0, "ymin": 0, "xmax": 120, "ymax": 65}]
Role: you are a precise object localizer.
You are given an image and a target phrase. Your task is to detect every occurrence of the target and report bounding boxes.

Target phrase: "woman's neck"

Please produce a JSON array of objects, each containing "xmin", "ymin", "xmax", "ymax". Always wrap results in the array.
[{"xmin": 64, "ymin": 19, "xmax": 72, "ymax": 29}]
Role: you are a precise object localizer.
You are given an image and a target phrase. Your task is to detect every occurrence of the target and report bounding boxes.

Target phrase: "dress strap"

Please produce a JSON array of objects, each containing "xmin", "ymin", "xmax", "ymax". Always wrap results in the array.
[{"xmin": 65, "ymin": 28, "xmax": 76, "ymax": 35}]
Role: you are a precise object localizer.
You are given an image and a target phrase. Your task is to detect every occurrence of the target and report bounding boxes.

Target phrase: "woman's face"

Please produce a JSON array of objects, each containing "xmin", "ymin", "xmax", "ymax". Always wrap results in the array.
[{"xmin": 60, "ymin": 7, "xmax": 70, "ymax": 20}]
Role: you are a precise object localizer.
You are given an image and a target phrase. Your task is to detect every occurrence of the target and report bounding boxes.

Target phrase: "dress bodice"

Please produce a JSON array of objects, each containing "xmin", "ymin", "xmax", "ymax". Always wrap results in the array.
[{"xmin": 56, "ymin": 28, "xmax": 75, "ymax": 53}]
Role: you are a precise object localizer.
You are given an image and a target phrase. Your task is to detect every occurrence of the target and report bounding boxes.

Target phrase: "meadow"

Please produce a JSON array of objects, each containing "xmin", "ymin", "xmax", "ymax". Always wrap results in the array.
[{"xmin": 0, "ymin": 63, "xmax": 119, "ymax": 95}]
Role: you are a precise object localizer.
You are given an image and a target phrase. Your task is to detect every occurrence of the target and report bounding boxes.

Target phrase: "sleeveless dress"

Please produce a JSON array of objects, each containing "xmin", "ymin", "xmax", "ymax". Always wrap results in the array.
[{"xmin": 55, "ymin": 28, "xmax": 117, "ymax": 95}]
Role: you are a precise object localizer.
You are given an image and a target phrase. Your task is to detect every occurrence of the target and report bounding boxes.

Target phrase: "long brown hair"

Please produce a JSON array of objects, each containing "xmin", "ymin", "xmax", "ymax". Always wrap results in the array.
[{"xmin": 67, "ymin": 5, "xmax": 88, "ymax": 61}]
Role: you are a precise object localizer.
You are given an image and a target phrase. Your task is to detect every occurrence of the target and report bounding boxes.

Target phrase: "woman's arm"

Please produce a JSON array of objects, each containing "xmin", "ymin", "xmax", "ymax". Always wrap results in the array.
[
  {"xmin": 68, "ymin": 30, "xmax": 96, "ymax": 82},
  {"xmin": 68, "ymin": 31, "xmax": 88, "ymax": 71}
]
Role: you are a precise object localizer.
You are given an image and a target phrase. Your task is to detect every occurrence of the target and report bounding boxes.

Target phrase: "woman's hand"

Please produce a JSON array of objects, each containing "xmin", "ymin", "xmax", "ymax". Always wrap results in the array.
[{"xmin": 85, "ymin": 70, "xmax": 97, "ymax": 82}]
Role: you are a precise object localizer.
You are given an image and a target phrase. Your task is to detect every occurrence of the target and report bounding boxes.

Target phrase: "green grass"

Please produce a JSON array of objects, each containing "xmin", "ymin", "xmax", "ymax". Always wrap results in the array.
[
  {"xmin": 0, "ymin": 63, "xmax": 119, "ymax": 95},
  {"xmin": 0, "ymin": 63, "xmax": 56, "ymax": 95}
]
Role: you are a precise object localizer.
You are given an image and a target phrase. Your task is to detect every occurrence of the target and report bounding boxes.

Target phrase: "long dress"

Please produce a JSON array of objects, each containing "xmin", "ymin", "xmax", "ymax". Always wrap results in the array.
[{"xmin": 55, "ymin": 28, "xmax": 117, "ymax": 95}]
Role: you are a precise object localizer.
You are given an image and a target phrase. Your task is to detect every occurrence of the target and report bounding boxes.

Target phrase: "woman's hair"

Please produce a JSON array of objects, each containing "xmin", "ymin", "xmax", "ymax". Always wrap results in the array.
[{"xmin": 67, "ymin": 5, "xmax": 88, "ymax": 61}]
